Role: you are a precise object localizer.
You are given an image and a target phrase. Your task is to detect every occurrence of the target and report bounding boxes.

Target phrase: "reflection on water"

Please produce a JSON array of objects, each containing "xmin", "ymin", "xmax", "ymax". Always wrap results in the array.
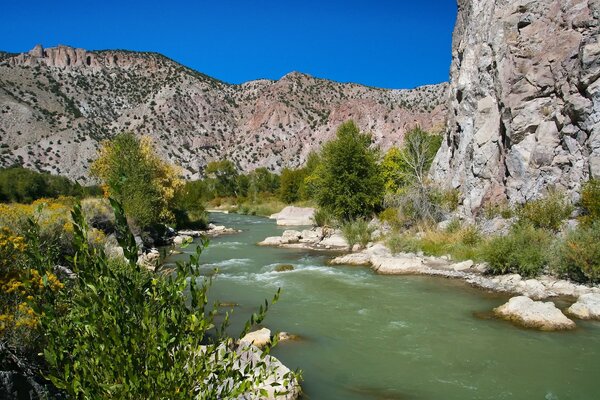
[{"xmin": 165, "ymin": 212, "xmax": 600, "ymax": 400}]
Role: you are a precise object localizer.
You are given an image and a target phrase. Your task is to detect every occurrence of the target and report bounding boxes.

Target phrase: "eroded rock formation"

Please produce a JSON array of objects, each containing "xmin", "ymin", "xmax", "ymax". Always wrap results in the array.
[{"xmin": 432, "ymin": 0, "xmax": 600, "ymax": 217}]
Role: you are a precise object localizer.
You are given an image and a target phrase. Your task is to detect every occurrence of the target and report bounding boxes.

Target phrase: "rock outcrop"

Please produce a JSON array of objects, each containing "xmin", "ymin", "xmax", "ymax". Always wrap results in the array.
[
  {"xmin": 493, "ymin": 296, "xmax": 576, "ymax": 330},
  {"xmin": 432, "ymin": 0, "xmax": 600, "ymax": 217},
  {"xmin": 269, "ymin": 207, "xmax": 315, "ymax": 226},
  {"xmin": 0, "ymin": 45, "xmax": 447, "ymax": 182},
  {"xmin": 567, "ymin": 292, "xmax": 600, "ymax": 319}
]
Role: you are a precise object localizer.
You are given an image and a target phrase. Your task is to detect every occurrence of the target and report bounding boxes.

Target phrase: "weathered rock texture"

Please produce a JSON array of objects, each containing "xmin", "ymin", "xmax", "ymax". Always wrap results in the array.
[
  {"xmin": 0, "ymin": 45, "xmax": 447, "ymax": 182},
  {"xmin": 432, "ymin": 0, "xmax": 600, "ymax": 217},
  {"xmin": 494, "ymin": 296, "xmax": 576, "ymax": 330}
]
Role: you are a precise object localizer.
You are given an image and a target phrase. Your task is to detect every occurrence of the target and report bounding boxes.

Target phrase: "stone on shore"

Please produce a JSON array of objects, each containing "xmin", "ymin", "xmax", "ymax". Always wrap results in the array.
[
  {"xmin": 493, "ymin": 296, "xmax": 576, "ymax": 331},
  {"xmin": 240, "ymin": 328, "xmax": 272, "ymax": 348},
  {"xmin": 281, "ymin": 230, "xmax": 302, "ymax": 244},
  {"xmin": 269, "ymin": 206, "xmax": 315, "ymax": 226},
  {"xmin": 371, "ymin": 256, "xmax": 425, "ymax": 275},
  {"xmin": 258, "ymin": 236, "xmax": 284, "ymax": 246},
  {"xmin": 319, "ymin": 232, "xmax": 348, "ymax": 249},
  {"xmin": 450, "ymin": 260, "xmax": 474, "ymax": 271},
  {"xmin": 173, "ymin": 234, "xmax": 192, "ymax": 246},
  {"xmin": 567, "ymin": 293, "xmax": 600, "ymax": 320}
]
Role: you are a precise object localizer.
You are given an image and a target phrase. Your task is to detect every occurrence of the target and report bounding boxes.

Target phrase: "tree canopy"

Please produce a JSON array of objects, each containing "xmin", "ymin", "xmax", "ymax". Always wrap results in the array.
[
  {"xmin": 310, "ymin": 121, "xmax": 384, "ymax": 221},
  {"xmin": 91, "ymin": 133, "xmax": 183, "ymax": 228}
]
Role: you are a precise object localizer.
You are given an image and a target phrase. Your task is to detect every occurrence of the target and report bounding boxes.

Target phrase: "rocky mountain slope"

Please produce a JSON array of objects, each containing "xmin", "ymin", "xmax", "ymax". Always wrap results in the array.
[
  {"xmin": 0, "ymin": 45, "xmax": 447, "ymax": 182},
  {"xmin": 431, "ymin": 0, "xmax": 600, "ymax": 217}
]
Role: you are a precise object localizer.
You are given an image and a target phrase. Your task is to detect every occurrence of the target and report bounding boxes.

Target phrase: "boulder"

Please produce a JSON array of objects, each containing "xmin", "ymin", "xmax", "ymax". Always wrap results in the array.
[
  {"xmin": 258, "ymin": 236, "xmax": 283, "ymax": 246},
  {"xmin": 299, "ymin": 228, "xmax": 322, "ymax": 244},
  {"xmin": 138, "ymin": 249, "xmax": 160, "ymax": 271},
  {"xmin": 319, "ymin": 232, "xmax": 348, "ymax": 248},
  {"xmin": 450, "ymin": 260, "xmax": 474, "ymax": 271},
  {"xmin": 494, "ymin": 296, "xmax": 575, "ymax": 331},
  {"xmin": 240, "ymin": 328, "xmax": 272, "ymax": 348},
  {"xmin": 281, "ymin": 230, "xmax": 302, "ymax": 244},
  {"xmin": 330, "ymin": 252, "xmax": 371, "ymax": 266},
  {"xmin": 173, "ymin": 234, "xmax": 192, "ymax": 246},
  {"xmin": 269, "ymin": 206, "xmax": 315, "ymax": 226},
  {"xmin": 371, "ymin": 255, "xmax": 425, "ymax": 275},
  {"xmin": 567, "ymin": 293, "xmax": 600, "ymax": 320}
]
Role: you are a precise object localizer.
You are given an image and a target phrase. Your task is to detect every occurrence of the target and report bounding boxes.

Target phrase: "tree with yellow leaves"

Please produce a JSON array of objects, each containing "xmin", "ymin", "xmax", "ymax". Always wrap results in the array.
[{"xmin": 91, "ymin": 133, "xmax": 183, "ymax": 228}]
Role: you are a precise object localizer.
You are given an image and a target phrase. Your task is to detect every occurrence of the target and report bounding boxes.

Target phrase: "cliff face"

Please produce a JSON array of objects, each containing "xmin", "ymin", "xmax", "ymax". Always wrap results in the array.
[
  {"xmin": 0, "ymin": 45, "xmax": 447, "ymax": 182},
  {"xmin": 431, "ymin": 0, "xmax": 600, "ymax": 217}
]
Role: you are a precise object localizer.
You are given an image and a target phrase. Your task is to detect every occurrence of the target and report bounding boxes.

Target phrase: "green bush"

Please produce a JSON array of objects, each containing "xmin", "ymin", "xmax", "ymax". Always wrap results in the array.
[
  {"xmin": 580, "ymin": 179, "xmax": 600, "ymax": 226},
  {"xmin": 553, "ymin": 222, "xmax": 600, "ymax": 283},
  {"xmin": 341, "ymin": 219, "xmax": 373, "ymax": 248},
  {"xmin": 480, "ymin": 223, "xmax": 552, "ymax": 277},
  {"xmin": 517, "ymin": 190, "xmax": 573, "ymax": 231},
  {"xmin": 41, "ymin": 201, "xmax": 292, "ymax": 398},
  {"xmin": 386, "ymin": 233, "xmax": 419, "ymax": 254},
  {"xmin": 313, "ymin": 207, "xmax": 335, "ymax": 227}
]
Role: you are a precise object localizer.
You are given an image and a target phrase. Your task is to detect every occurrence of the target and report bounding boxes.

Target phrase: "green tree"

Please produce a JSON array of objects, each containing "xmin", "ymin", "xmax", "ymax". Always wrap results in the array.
[
  {"xmin": 310, "ymin": 121, "xmax": 384, "ymax": 221},
  {"xmin": 278, "ymin": 168, "xmax": 306, "ymax": 204},
  {"xmin": 205, "ymin": 160, "xmax": 239, "ymax": 197},
  {"xmin": 90, "ymin": 133, "xmax": 183, "ymax": 228}
]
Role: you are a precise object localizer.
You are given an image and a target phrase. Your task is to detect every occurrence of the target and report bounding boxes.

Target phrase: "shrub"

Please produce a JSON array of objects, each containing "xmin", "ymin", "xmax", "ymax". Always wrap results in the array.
[
  {"xmin": 580, "ymin": 179, "xmax": 600, "ymax": 226},
  {"xmin": 312, "ymin": 207, "xmax": 335, "ymax": 227},
  {"xmin": 480, "ymin": 223, "xmax": 552, "ymax": 277},
  {"xmin": 517, "ymin": 190, "xmax": 573, "ymax": 231},
  {"xmin": 386, "ymin": 233, "xmax": 419, "ymax": 254},
  {"xmin": 553, "ymin": 222, "xmax": 600, "ymax": 283},
  {"xmin": 341, "ymin": 219, "xmax": 373, "ymax": 248},
  {"xmin": 378, "ymin": 208, "xmax": 401, "ymax": 229},
  {"xmin": 385, "ymin": 185, "xmax": 444, "ymax": 227},
  {"xmin": 41, "ymin": 201, "xmax": 293, "ymax": 398}
]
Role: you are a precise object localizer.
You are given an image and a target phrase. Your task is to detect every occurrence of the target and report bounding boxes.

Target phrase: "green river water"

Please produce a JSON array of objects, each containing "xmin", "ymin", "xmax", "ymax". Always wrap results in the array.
[{"xmin": 167, "ymin": 212, "xmax": 600, "ymax": 400}]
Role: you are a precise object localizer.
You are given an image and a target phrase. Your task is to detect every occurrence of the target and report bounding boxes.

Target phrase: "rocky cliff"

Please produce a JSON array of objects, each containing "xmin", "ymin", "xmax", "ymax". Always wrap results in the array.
[
  {"xmin": 431, "ymin": 0, "xmax": 600, "ymax": 217},
  {"xmin": 0, "ymin": 45, "xmax": 447, "ymax": 182}
]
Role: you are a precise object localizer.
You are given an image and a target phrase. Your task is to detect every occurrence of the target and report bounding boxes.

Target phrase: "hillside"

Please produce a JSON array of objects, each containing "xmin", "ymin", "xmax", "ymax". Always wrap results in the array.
[{"xmin": 0, "ymin": 45, "xmax": 448, "ymax": 182}]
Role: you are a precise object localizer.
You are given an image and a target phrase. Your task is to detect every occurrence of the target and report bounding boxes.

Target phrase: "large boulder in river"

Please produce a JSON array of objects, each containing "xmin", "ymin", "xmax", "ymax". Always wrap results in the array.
[
  {"xmin": 240, "ymin": 328, "xmax": 272, "ymax": 348},
  {"xmin": 270, "ymin": 206, "xmax": 315, "ymax": 226},
  {"xmin": 494, "ymin": 296, "xmax": 575, "ymax": 331},
  {"xmin": 567, "ymin": 293, "xmax": 600, "ymax": 320}
]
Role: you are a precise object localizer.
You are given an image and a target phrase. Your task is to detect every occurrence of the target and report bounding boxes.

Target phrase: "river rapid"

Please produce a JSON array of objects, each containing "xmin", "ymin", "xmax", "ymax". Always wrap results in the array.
[{"xmin": 166, "ymin": 212, "xmax": 600, "ymax": 400}]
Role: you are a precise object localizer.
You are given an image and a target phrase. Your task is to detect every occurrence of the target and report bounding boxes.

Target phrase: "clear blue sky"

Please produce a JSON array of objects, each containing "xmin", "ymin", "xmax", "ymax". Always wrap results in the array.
[{"xmin": 1, "ymin": 0, "xmax": 457, "ymax": 89}]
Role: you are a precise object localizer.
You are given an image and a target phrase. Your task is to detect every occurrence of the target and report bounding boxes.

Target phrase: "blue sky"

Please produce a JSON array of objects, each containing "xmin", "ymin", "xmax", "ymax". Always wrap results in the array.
[{"xmin": 1, "ymin": 0, "xmax": 457, "ymax": 89}]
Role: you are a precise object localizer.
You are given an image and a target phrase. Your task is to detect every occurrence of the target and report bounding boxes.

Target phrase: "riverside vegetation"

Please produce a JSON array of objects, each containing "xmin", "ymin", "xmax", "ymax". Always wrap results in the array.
[{"xmin": 0, "ymin": 134, "xmax": 298, "ymax": 398}]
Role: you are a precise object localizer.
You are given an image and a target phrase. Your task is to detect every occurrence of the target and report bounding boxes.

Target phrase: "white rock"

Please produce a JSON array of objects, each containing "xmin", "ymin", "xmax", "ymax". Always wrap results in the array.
[
  {"xmin": 240, "ymin": 328, "xmax": 272, "ymax": 348},
  {"xmin": 281, "ymin": 230, "xmax": 302, "ymax": 244},
  {"xmin": 258, "ymin": 236, "xmax": 283, "ymax": 246},
  {"xmin": 494, "ymin": 296, "xmax": 575, "ymax": 331},
  {"xmin": 319, "ymin": 232, "xmax": 348, "ymax": 248},
  {"xmin": 567, "ymin": 293, "xmax": 600, "ymax": 320},
  {"xmin": 517, "ymin": 279, "xmax": 550, "ymax": 300},
  {"xmin": 371, "ymin": 255, "xmax": 425, "ymax": 275},
  {"xmin": 269, "ymin": 206, "xmax": 315, "ymax": 226},
  {"xmin": 173, "ymin": 234, "xmax": 192, "ymax": 246},
  {"xmin": 330, "ymin": 252, "xmax": 371, "ymax": 266},
  {"xmin": 451, "ymin": 260, "xmax": 474, "ymax": 271}
]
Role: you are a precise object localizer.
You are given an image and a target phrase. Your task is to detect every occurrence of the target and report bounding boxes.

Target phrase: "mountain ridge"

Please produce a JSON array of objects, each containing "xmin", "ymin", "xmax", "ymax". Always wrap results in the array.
[{"xmin": 0, "ymin": 44, "xmax": 448, "ymax": 182}]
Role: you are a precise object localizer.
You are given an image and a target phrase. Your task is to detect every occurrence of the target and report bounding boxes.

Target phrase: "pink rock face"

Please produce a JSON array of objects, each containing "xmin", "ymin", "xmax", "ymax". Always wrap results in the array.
[
  {"xmin": 0, "ymin": 45, "xmax": 447, "ymax": 182},
  {"xmin": 431, "ymin": 0, "xmax": 600, "ymax": 218}
]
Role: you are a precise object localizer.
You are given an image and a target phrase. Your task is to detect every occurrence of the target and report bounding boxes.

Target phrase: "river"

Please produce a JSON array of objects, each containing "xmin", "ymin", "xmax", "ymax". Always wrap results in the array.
[{"xmin": 166, "ymin": 212, "xmax": 600, "ymax": 399}]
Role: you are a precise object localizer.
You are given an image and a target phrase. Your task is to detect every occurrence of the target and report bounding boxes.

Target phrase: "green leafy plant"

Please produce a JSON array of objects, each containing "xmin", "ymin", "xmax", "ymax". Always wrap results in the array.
[
  {"xmin": 517, "ymin": 190, "xmax": 573, "ymax": 232},
  {"xmin": 41, "ymin": 200, "xmax": 297, "ymax": 399},
  {"xmin": 480, "ymin": 223, "xmax": 551, "ymax": 277},
  {"xmin": 553, "ymin": 222, "xmax": 600, "ymax": 283},
  {"xmin": 341, "ymin": 219, "xmax": 374, "ymax": 248},
  {"xmin": 579, "ymin": 179, "xmax": 600, "ymax": 226}
]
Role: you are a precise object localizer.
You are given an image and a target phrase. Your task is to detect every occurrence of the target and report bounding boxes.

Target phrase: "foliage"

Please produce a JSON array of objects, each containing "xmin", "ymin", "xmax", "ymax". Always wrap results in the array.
[
  {"xmin": 579, "ymin": 179, "xmax": 600, "ymax": 226},
  {"xmin": 235, "ymin": 195, "xmax": 287, "ymax": 217},
  {"xmin": 91, "ymin": 133, "xmax": 184, "ymax": 228},
  {"xmin": 173, "ymin": 180, "xmax": 209, "ymax": 229},
  {"xmin": 480, "ymin": 223, "xmax": 552, "ymax": 277},
  {"xmin": 310, "ymin": 121, "xmax": 384, "ymax": 221},
  {"xmin": 0, "ymin": 166, "xmax": 101, "ymax": 203},
  {"xmin": 386, "ymin": 233, "xmax": 419, "ymax": 255},
  {"xmin": 384, "ymin": 185, "xmax": 445, "ymax": 227},
  {"xmin": 205, "ymin": 160, "xmax": 239, "ymax": 198},
  {"xmin": 378, "ymin": 208, "xmax": 401, "ymax": 229},
  {"xmin": 341, "ymin": 219, "xmax": 374, "ymax": 248},
  {"xmin": 312, "ymin": 207, "xmax": 335, "ymax": 227},
  {"xmin": 517, "ymin": 189, "xmax": 573, "ymax": 232},
  {"xmin": 278, "ymin": 168, "xmax": 307, "ymax": 204},
  {"xmin": 380, "ymin": 128, "xmax": 442, "ymax": 194},
  {"xmin": 42, "ymin": 201, "xmax": 293, "ymax": 399},
  {"xmin": 553, "ymin": 222, "xmax": 600, "ymax": 283}
]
